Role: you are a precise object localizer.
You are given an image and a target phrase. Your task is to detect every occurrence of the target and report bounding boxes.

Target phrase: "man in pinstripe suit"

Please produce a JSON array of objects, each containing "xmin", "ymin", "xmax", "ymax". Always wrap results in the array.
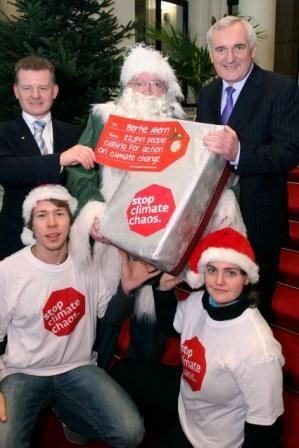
[{"xmin": 196, "ymin": 16, "xmax": 299, "ymax": 321}]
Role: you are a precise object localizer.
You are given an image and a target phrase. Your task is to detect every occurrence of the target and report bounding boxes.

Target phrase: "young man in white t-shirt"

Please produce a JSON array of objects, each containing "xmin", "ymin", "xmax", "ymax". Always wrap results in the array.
[{"xmin": 0, "ymin": 184, "xmax": 159, "ymax": 448}]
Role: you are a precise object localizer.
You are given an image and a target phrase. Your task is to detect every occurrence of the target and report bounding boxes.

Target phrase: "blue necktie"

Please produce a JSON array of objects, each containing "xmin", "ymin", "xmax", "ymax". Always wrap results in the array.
[
  {"xmin": 33, "ymin": 120, "xmax": 48, "ymax": 155},
  {"xmin": 221, "ymin": 86, "xmax": 235, "ymax": 125}
]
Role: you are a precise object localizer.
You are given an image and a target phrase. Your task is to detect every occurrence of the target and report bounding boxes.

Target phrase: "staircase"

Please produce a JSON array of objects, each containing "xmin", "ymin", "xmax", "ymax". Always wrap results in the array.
[{"xmin": 271, "ymin": 166, "xmax": 299, "ymax": 448}]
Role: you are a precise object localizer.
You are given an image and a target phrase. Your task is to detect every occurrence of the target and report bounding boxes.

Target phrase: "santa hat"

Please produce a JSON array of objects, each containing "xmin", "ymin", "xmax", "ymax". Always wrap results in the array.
[
  {"xmin": 120, "ymin": 43, "xmax": 183, "ymax": 102},
  {"xmin": 21, "ymin": 184, "xmax": 78, "ymax": 246},
  {"xmin": 187, "ymin": 227, "xmax": 259, "ymax": 289}
]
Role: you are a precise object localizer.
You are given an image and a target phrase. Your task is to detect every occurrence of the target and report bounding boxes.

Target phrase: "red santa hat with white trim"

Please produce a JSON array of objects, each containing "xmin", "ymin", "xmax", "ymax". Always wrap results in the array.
[
  {"xmin": 186, "ymin": 227, "xmax": 259, "ymax": 289},
  {"xmin": 21, "ymin": 184, "xmax": 78, "ymax": 246}
]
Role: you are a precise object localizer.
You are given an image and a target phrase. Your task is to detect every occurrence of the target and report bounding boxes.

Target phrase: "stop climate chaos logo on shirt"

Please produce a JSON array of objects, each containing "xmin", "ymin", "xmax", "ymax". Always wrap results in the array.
[
  {"xmin": 43, "ymin": 287, "xmax": 85, "ymax": 336},
  {"xmin": 181, "ymin": 336, "xmax": 206, "ymax": 391}
]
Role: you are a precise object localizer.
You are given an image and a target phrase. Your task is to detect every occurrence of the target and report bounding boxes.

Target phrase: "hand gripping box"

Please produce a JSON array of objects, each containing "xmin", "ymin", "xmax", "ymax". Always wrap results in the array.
[{"xmin": 97, "ymin": 115, "xmax": 236, "ymax": 274}]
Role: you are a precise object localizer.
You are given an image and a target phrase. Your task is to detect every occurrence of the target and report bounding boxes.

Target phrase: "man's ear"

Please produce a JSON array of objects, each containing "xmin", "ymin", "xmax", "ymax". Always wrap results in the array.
[
  {"xmin": 251, "ymin": 46, "xmax": 257, "ymax": 61},
  {"xmin": 13, "ymin": 83, "xmax": 19, "ymax": 99},
  {"xmin": 53, "ymin": 83, "xmax": 59, "ymax": 99}
]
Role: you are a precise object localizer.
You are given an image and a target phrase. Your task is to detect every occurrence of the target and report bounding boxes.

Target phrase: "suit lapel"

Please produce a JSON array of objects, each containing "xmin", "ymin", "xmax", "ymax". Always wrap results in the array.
[
  {"xmin": 229, "ymin": 65, "xmax": 264, "ymax": 127},
  {"xmin": 52, "ymin": 119, "xmax": 62, "ymax": 154},
  {"xmin": 53, "ymin": 119, "xmax": 70, "ymax": 154},
  {"xmin": 211, "ymin": 79, "xmax": 223, "ymax": 123},
  {"xmin": 14, "ymin": 116, "xmax": 41, "ymax": 155}
]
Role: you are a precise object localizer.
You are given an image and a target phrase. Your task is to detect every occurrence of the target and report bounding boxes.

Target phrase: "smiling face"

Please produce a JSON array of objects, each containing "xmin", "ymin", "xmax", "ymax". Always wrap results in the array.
[
  {"xmin": 209, "ymin": 22, "xmax": 256, "ymax": 84},
  {"xmin": 31, "ymin": 200, "xmax": 71, "ymax": 257},
  {"xmin": 13, "ymin": 69, "xmax": 58, "ymax": 118},
  {"xmin": 204, "ymin": 260, "xmax": 249, "ymax": 305}
]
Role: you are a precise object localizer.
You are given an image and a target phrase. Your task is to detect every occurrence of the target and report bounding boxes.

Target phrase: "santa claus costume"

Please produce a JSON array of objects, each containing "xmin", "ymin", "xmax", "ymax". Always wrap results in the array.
[{"xmin": 66, "ymin": 44, "xmax": 245, "ymax": 327}]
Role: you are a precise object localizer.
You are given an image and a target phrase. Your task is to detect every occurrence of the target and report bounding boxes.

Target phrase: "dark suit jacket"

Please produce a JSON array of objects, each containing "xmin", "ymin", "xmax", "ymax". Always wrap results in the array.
[
  {"xmin": 0, "ymin": 116, "xmax": 81, "ymax": 259},
  {"xmin": 196, "ymin": 64, "xmax": 299, "ymax": 253}
]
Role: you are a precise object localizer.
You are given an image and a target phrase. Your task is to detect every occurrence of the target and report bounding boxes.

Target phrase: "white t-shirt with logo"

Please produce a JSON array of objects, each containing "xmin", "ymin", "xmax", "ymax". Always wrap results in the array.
[
  {"xmin": 174, "ymin": 291, "xmax": 284, "ymax": 448},
  {"xmin": 0, "ymin": 247, "xmax": 111, "ymax": 380}
]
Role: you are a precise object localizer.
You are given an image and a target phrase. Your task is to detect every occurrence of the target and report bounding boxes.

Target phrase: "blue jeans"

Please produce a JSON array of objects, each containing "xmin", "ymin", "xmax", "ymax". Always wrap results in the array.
[{"xmin": 0, "ymin": 365, "xmax": 144, "ymax": 448}]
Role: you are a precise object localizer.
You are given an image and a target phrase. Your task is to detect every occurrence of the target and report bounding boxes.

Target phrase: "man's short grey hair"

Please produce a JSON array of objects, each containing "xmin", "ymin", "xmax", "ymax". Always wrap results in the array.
[{"xmin": 206, "ymin": 16, "xmax": 257, "ymax": 53}]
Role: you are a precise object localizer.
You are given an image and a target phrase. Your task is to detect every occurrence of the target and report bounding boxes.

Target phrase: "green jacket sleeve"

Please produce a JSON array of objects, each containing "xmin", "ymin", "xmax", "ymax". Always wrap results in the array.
[{"xmin": 66, "ymin": 112, "xmax": 105, "ymax": 212}]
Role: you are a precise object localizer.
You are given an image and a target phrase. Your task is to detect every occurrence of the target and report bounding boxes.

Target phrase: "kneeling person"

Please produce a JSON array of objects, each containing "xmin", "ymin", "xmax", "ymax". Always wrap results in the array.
[{"xmin": 0, "ymin": 184, "xmax": 154, "ymax": 448}]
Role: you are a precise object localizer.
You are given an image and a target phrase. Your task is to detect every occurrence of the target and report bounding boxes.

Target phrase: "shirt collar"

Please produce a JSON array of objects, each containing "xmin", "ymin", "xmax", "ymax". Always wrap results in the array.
[
  {"xmin": 222, "ymin": 63, "xmax": 254, "ymax": 94},
  {"xmin": 22, "ymin": 111, "xmax": 52, "ymax": 126}
]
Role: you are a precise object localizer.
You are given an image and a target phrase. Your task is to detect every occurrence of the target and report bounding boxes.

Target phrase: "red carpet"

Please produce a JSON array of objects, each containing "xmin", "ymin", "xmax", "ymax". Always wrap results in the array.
[
  {"xmin": 272, "ymin": 326, "xmax": 299, "ymax": 391},
  {"xmin": 272, "ymin": 284, "xmax": 299, "ymax": 333},
  {"xmin": 271, "ymin": 166, "xmax": 299, "ymax": 448},
  {"xmin": 278, "ymin": 249, "xmax": 299, "ymax": 287},
  {"xmin": 288, "ymin": 182, "xmax": 299, "ymax": 220},
  {"xmin": 289, "ymin": 221, "xmax": 299, "ymax": 250},
  {"xmin": 287, "ymin": 166, "xmax": 299, "ymax": 182}
]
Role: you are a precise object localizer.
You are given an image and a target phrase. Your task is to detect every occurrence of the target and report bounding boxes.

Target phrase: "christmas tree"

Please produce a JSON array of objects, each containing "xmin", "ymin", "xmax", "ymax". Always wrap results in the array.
[{"xmin": 0, "ymin": 0, "xmax": 134, "ymax": 123}]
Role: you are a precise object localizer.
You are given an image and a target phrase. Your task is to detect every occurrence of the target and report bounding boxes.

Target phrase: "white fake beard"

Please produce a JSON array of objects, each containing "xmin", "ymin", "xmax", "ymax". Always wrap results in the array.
[{"xmin": 113, "ymin": 87, "xmax": 185, "ymax": 120}]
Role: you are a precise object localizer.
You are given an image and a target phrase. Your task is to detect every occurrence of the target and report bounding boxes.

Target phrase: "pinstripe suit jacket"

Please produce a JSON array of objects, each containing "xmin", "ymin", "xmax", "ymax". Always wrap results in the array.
[
  {"xmin": 196, "ymin": 64, "xmax": 299, "ymax": 253},
  {"xmin": 0, "ymin": 116, "xmax": 81, "ymax": 259}
]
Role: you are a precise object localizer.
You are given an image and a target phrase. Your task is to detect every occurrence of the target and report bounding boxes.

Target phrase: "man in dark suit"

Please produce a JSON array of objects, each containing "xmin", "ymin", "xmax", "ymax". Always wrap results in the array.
[
  {"xmin": 197, "ymin": 16, "xmax": 299, "ymax": 321},
  {"xmin": 0, "ymin": 55, "xmax": 95, "ymax": 260}
]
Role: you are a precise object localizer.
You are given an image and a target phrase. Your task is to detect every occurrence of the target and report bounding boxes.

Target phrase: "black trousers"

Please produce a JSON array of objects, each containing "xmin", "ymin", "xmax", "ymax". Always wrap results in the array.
[{"xmin": 110, "ymin": 359, "xmax": 191, "ymax": 448}]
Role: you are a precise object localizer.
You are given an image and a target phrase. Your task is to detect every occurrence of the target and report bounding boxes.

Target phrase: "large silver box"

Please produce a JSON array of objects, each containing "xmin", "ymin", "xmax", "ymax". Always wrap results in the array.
[{"xmin": 100, "ymin": 118, "xmax": 234, "ymax": 274}]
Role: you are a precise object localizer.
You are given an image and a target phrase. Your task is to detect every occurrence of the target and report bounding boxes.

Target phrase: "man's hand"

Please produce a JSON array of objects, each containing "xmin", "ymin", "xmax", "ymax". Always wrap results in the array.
[
  {"xmin": 202, "ymin": 126, "xmax": 239, "ymax": 161},
  {"xmin": 0, "ymin": 392, "xmax": 7, "ymax": 422},
  {"xmin": 60, "ymin": 144, "xmax": 95, "ymax": 169},
  {"xmin": 119, "ymin": 251, "xmax": 161, "ymax": 295},
  {"xmin": 159, "ymin": 273, "xmax": 182, "ymax": 291}
]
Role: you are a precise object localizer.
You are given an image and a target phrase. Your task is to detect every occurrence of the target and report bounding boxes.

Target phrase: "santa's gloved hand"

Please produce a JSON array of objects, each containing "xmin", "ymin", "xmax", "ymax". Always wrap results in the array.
[
  {"xmin": 90, "ymin": 217, "xmax": 110, "ymax": 244},
  {"xmin": 119, "ymin": 250, "xmax": 161, "ymax": 295},
  {"xmin": 159, "ymin": 272, "xmax": 183, "ymax": 291}
]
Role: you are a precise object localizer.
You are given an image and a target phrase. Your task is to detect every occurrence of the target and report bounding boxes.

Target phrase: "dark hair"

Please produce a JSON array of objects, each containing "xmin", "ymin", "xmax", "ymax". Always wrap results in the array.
[
  {"xmin": 15, "ymin": 55, "xmax": 56, "ymax": 84},
  {"xmin": 242, "ymin": 284, "xmax": 261, "ymax": 308},
  {"xmin": 28, "ymin": 199, "xmax": 72, "ymax": 230}
]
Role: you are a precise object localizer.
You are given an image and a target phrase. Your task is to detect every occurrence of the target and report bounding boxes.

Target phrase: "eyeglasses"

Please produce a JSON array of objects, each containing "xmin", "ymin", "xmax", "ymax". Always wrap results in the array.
[{"xmin": 128, "ymin": 79, "xmax": 166, "ymax": 91}]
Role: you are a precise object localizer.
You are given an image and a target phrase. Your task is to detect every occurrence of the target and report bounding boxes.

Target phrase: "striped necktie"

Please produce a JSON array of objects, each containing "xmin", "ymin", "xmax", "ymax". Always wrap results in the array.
[
  {"xmin": 33, "ymin": 120, "xmax": 48, "ymax": 155},
  {"xmin": 221, "ymin": 86, "xmax": 235, "ymax": 125}
]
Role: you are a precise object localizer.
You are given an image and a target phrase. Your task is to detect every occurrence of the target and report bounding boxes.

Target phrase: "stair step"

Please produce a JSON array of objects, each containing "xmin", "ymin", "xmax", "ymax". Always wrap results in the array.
[
  {"xmin": 272, "ymin": 283, "xmax": 299, "ymax": 333},
  {"xmin": 288, "ymin": 166, "xmax": 299, "ymax": 182},
  {"xmin": 289, "ymin": 220, "xmax": 299, "ymax": 250},
  {"xmin": 272, "ymin": 326, "xmax": 299, "ymax": 392},
  {"xmin": 279, "ymin": 249, "xmax": 299, "ymax": 288},
  {"xmin": 288, "ymin": 182, "xmax": 299, "ymax": 221}
]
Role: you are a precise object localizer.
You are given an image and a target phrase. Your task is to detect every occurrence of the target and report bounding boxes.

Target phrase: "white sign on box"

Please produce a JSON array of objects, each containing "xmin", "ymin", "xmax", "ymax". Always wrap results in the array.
[{"xmin": 96, "ymin": 115, "xmax": 236, "ymax": 274}]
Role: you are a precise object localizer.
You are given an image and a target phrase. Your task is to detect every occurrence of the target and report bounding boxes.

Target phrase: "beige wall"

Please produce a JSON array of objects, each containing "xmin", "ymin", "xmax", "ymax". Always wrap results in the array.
[
  {"xmin": 0, "ymin": 0, "xmax": 16, "ymax": 15},
  {"xmin": 188, "ymin": 0, "xmax": 275, "ymax": 70},
  {"xmin": 239, "ymin": 0, "xmax": 276, "ymax": 70},
  {"xmin": 113, "ymin": 0, "xmax": 135, "ymax": 48}
]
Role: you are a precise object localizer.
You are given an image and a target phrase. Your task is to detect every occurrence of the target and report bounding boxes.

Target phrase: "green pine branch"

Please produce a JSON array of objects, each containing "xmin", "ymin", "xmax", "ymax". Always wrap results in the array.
[{"xmin": 0, "ymin": 0, "xmax": 134, "ymax": 124}]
